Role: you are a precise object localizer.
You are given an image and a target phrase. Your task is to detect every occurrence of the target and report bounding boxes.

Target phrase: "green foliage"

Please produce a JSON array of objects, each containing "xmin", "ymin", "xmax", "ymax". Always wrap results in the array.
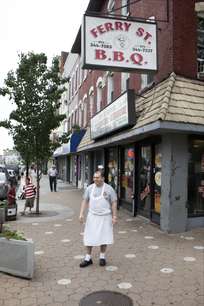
[
  {"xmin": 0, "ymin": 226, "xmax": 26, "ymax": 241},
  {"xmin": 0, "ymin": 51, "xmax": 67, "ymax": 164},
  {"xmin": 0, "ymin": 200, "xmax": 8, "ymax": 208}
]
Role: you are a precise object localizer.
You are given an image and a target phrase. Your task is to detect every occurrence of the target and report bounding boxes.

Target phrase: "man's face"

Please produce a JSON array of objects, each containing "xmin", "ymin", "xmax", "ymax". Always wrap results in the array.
[{"xmin": 93, "ymin": 172, "xmax": 104, "ymax": 186}]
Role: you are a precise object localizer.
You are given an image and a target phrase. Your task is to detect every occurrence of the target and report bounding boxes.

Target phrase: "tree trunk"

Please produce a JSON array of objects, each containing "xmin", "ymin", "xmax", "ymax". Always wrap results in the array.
[
  {"xmin": 35, "ymin": 162, "xmax": 41, "ymax": 214},
  {"xmin": 26, "ymin": 161, "xmax": 29, "ymax": 178}
]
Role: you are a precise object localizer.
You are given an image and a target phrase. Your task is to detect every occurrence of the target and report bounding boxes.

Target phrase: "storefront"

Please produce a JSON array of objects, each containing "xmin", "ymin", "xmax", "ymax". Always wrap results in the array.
[
  {"xmin": 77, "ymin": 74, "xmax": 204, "ymax": 232},
  {"xmin": 53, "ymin": 129, "xmax": 85, "ymax": 184}
]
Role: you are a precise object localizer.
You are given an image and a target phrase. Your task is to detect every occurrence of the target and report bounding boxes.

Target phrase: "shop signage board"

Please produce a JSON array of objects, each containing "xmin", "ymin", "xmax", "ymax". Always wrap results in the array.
[
  {"xmin": 82, "ymin": 14, "xmax": 157, "ymax": 72},
  {"xmin": 91, "ymin": 90, "xmax": 135, "ymax": 139}
]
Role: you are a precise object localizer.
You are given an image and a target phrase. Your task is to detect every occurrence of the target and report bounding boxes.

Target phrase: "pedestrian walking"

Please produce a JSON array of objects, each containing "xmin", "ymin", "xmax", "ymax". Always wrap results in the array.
[
  {"xmin": 79, "ymin": 170, "xmax": 117, "ymax": 268},
  {"xmin": 48, "ymin": 165, "xmax": 58, "ymax": 192},
  {"xmin": 21, "ymin": 177, "xmax": 36, "ymax": 215}
]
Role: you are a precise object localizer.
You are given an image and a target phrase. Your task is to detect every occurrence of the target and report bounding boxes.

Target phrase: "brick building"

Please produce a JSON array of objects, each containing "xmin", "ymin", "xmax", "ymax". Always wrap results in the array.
[{"xmin": 55, "ymin": 0, "xmax": 204, "ymax": 232}]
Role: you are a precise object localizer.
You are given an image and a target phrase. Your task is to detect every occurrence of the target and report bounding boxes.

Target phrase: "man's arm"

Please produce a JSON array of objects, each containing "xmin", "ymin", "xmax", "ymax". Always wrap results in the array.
[
  {"xmin": 111, "ymin": 200, "xmax": 117, "ymax": 224},
  {"xmin": 79, "ymin": 199, "xmax": 89, "ymax": 223}
]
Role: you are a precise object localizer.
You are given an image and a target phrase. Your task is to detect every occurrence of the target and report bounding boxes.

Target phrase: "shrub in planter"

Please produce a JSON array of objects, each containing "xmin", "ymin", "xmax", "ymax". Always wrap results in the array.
[{"xmin": 0, "ymin": 225, "xmax": 34, "ymax": 279}]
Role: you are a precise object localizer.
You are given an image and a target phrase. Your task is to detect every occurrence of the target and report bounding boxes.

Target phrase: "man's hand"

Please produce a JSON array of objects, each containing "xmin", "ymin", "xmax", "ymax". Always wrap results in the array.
[
  {"xmin": 112, "ymin": 215, "xmax": 117, "ymax": 225},
  {"xmin": 79, "ymin": 214, "xmax": 84, "ymax": 223},
  {"xmin": 79, "ymin": 200, "xmax": 88, "ymax": 224}
]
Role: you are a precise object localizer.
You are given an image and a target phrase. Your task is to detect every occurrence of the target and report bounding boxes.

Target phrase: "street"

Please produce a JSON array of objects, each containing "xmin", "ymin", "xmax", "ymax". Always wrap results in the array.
[{"xmin": 0, "ymin": 176, "xmax": 203, "ymax": 306}]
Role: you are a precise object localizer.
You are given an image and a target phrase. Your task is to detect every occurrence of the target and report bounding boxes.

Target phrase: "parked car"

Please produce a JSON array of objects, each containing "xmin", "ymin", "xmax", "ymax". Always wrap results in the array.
[
  {"xmin": 5, "ymin": 164, "xmax": 20, "ymax": 181},
  {"xmin": 0, "ymin": 173, "xmax": 9, "ymax": 200},
  {"xmin": 0, "ymin": 164, "xmax": 9, "ymax": 179},
  {"xmin": 7, "ymin": 169, "xmax": 17, "ymax": 185}
]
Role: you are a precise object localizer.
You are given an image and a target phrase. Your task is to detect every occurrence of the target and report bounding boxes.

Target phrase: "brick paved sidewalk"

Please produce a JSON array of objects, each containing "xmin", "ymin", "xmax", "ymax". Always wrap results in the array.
[{"xmin": 0, "ymin": 176, "xmax": 203, "ymax": 306}]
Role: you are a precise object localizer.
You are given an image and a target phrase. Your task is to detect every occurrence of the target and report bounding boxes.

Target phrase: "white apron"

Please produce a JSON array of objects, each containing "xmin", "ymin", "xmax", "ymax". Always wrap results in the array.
[{"xmin": 83, "ymin": 183, "xmax": 113, "ymax": 246}]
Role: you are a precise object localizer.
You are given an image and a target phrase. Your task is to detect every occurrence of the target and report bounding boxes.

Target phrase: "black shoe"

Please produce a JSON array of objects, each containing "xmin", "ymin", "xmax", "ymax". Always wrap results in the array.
[
  {"xmin": 79, "ymin": 259, "xmax": 93, "ymax": 268},
  {"xmin": 99, "ymin": 258, "xmax": 106, "ymax": 266}
]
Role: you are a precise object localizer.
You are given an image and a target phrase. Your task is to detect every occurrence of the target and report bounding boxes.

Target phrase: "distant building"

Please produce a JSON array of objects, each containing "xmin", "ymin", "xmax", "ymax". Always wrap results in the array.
[{"xmin": 3, "ymin": 149, "xmax": 21, "ymax": 165}]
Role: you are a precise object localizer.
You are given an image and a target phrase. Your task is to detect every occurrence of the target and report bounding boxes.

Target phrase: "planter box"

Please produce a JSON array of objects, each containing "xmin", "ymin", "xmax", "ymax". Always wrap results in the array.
[
  {"xmin": 0, "ymin": 238, "xmax": 34, "ymax": 279},
  {"xmin": 6, "ymin": 204, "xmax": 18, "ymax": 221},
  {"xmin": 0, "ymin": 207, "xmax": 5, "ymax": 224}
]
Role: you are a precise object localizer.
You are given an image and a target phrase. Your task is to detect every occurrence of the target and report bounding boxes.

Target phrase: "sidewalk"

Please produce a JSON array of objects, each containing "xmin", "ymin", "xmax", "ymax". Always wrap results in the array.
[{"xmin": 0, "ymin": 176, "xmax": 203, "ymax": 306}]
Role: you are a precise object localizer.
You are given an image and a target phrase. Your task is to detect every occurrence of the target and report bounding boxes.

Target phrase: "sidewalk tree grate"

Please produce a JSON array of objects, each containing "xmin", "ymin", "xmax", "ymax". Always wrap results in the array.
[{"xmin": 79, "ymin": 290, "xmax": 133, "ymax": 306}]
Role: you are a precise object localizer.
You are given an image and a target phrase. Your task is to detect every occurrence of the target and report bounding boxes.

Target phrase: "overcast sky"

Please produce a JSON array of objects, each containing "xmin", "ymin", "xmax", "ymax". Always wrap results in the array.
[{"xmin": 0, "ymin": 0, "xmax": 89, "ymax": 155}]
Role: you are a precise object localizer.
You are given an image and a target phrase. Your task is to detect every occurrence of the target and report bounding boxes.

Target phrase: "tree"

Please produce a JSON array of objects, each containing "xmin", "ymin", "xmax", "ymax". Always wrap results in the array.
[{"xmin": 0, "ymin": 52, "xmax": 67, "ymax": 214}]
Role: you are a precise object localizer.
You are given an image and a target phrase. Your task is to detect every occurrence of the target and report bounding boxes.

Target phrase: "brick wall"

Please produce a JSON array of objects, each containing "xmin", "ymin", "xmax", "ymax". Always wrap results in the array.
[{"xmin": 68, "ymin": 0, "xmax": 199, "ymax": 131}]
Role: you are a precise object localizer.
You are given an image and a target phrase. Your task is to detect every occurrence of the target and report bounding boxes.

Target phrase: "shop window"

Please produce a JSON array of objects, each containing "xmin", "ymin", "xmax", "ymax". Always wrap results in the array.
[
  {"xmin": 107, "ymin": 148, "xmax": 118, "ymax": 191},
  {"xmin": 188, "ymin": 138, "xmax": 204, "ymax": 216},
  {"xmin": 120, "ymin": 146, "xmax": 134, "ymax": 203}
]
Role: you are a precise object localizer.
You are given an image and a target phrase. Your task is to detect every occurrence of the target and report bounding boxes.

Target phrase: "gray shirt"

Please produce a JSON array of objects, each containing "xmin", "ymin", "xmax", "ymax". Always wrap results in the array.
[{"xmin": 83, "ymin": 183, "xmax": 117, "ymax": 204}]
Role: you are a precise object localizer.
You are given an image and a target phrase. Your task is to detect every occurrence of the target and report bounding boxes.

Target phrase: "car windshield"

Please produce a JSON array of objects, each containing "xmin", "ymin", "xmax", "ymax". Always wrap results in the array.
[
  {"xmin": 8, "ymin": 170, "xmax": 14, "ymax": 176},
  {"xmin": 0, "ymin": 167, "xmax": 6, "ymax": 173},
  {"xmin": 0, "ymin": 172, "xmax": 6, "ymax": 182}
]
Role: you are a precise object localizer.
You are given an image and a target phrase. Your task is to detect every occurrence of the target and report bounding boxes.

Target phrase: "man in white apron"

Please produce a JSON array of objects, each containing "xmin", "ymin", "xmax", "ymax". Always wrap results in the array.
[{"xmin": 79, "ymin": 170, "xmax": 117, "ymax": 267}]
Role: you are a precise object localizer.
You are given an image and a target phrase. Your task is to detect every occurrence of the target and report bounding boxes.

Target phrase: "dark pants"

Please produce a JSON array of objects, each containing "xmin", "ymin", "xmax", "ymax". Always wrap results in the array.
[{"xmin": 49, "ymin": 176, "xmax": 57, "ymax": 192}]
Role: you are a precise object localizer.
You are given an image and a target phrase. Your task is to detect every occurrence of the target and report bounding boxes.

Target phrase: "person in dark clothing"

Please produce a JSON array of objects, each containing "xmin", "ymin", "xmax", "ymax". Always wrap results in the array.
[
  {"xmin": 48, "ymin": 165, "xmax": 58, "ymax": 192},
  {"xmin": 7, "ymin": 181, "xmax": 16, "ymax": 206}
]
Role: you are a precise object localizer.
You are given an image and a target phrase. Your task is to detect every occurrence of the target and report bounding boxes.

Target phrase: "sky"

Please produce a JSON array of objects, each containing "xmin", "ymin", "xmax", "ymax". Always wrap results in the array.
[{"xmin": 0, "ymin": 0, "xmax": 90, "ymax": 155}]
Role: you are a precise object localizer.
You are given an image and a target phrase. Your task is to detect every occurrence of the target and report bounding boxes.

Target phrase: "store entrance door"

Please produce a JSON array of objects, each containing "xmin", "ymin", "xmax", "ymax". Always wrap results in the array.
[
  {"xmin": 137, "ymin": 146, "xmax": 152, "ymax": 219},
  {"xmin": 120, "ymin": 146, "xmax": 135, "ymax": 213},
  {"xmin": 137, "ymin": 144, "xmax": 161, "ymax": 224}
]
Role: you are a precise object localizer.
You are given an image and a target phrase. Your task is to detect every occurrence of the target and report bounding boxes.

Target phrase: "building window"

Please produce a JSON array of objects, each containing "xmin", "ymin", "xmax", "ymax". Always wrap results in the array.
[
  {"xmin": 107, "ymin": 0, "xmax": 115, "ymax": 13},
  {"xmin": 121, "ymin": 0, "xmax": 130, "ymax": 16},
  {"xmin": 89, "ymin": 87, "xmax": 94, "ymax": 118},
  {"xmin": 71, "ymin": 112, "xmax": 74, "ymax": 127},
  {"xmin": 64, "ymin": 120, "xmax": 68, "ymax": 133},
  {"xmin": 107, "ymin": 71, "xmax": 114, "ymax": 104},
  {"xmin": 188, "ymin": 138, "xmax": 204, "ymax": 217},
  {"xmin": 80, "ymin": 63, "xmax": 83, "ymax": 85},
  {"xmin": 96, "ymin": 77, "xmax": 103, "ymax": 112},
  {"xmin": 121, "ymin": 72, "xmax": 129, "ymax": 93},
  {"xmin": 79, "ymin": 102, "xmax": 83, "ymax": 127},
  {"xmin": 197, "ymin": 15, "xmax": 204, "ymax": 79},
  {"xmin": 141, "ymin": 73, "xmax": 154, "ymax": 90},
  {"xmin": 83, "ymin": 95, "xmax": 88, "ymax": 127},
  {"xmin": 83, "ymin": 69, "xmax": 88, "ymax": 81}
]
